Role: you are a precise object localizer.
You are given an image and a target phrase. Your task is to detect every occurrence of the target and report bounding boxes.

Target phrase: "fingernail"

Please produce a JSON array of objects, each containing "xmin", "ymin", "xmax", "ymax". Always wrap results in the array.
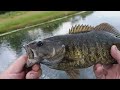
[
  {"xmin": 96, "ymin": 66, "xmax": 102, "ymax": 71},
  {"xmin": 113, "ymin": 45, "xmax": 120, "ymax": 54},
  {"xmin": 32, "ymin": 64, "xmax": 40, "ymax": 71},
  {"xmin": 96, "ymin": 64, "xmax": 104, "ymax": 73},
  {"xmin": 95, "ymin": 64, "xmax": 102, "ymax": 71},
  {"xmin": 113, "ymin": 45, "xmax": 118, "ymax": 51}
]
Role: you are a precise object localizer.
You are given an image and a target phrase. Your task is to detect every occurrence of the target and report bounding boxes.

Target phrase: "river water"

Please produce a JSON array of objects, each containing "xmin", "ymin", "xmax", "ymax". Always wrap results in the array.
[{"xmin": 0, "ymin": 11, "xmax": 120, "ymax": 79}]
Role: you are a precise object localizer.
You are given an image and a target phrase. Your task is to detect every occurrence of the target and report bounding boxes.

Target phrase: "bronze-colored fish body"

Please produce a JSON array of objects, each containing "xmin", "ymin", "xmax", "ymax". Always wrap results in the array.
[
  {"xmin": 24, "ymin": 23, "xmax": 120, "ymax": 79},
  {"xmin": 48, "ymin": 30, "xmax": 120, "ymax": 70}
]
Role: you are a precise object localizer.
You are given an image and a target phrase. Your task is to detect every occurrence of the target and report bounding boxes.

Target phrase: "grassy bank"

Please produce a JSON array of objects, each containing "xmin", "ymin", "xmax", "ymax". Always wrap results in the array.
[{"xmin": 0, "ymin": 11, "xmax": 79, "ymax": 34}]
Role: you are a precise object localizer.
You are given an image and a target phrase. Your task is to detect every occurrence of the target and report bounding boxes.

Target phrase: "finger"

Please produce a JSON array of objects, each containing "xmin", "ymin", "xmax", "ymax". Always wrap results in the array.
[
  {"xmin": 16, "ymin": 71, "xmax": 25, "ymax": 79},
  {"xmin": 24, "ymin": 64, "xmax": 41, "ymax": 74},
  {"xmin": 26, "ymin": 70, "xmax": 41, "ymax": 79},
  {"xmin": 111, "ymin": 45, "xmax": 120, "ymax": 64},
  {"xmin": 32, "ymin": 64, "xmax": 41, "ymax": 72},
  {"xmin": 93, "ymin": 64, "xmax": 111, "ymax": 73},
  {"xmin": 7, "ymin": 55, "xmax": 28, "ymax": 73},
  {"xmin": 11, "ymin": 71, "xmax": 25, "ymax": 79},
  {"xmin": 93, "ymin": 63, "xmax": 102, "ymax": 72},
  {"xmin": 102, "ymin": 64, "xmax": 113, "ymax": 70},
  {"xmin": 94, "ymin": 64, "xmax": 107, "ymax": 79},
  {"xmin": 1, "ymin": 71, "xmax": 25, "ymax": 79}
]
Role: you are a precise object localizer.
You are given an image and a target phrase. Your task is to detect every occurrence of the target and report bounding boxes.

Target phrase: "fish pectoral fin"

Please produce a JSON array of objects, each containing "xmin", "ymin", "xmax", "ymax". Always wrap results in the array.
[{"xmin": 65, "ymin": 69, "xmax": 80, "ymax": 79}]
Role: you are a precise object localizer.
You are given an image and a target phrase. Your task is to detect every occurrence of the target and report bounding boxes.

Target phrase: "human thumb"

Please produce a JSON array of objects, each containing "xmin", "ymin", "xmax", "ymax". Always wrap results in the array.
[
  {"xmin": 111, "ymin": 45, "xmax": 120, "ymax": 64},
  {"xmin": 7, "ymin": 55, "xmax": 28, "ymax": 73}
]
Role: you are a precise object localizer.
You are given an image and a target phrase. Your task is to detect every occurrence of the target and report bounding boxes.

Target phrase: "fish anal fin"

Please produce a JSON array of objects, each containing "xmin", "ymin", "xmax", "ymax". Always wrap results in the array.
[{"xmin": 65, "ymin": 69, "xmax": 80, "ymax": 79}]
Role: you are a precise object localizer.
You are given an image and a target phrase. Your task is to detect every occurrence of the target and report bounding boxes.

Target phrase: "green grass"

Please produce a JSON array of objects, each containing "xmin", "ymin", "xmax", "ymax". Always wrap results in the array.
[{"xmin": 0, "ymin": 11, "xmax": 79, "ymax": 34}]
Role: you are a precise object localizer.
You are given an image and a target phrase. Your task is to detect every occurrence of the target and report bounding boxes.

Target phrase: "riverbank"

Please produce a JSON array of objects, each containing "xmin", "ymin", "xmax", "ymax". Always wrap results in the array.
[{"xmin": 0, "ymin": 11, "xmax": 80, "ymax": 34}]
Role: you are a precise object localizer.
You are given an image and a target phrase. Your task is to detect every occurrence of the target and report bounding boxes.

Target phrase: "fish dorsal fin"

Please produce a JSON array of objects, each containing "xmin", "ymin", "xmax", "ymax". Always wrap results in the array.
[
  {"xmin": 94, "ymin": 23, "xmax": 120, "ymax": 36},
  {"xmin": 69, "ymin": 24, "xmax": 94, "ymax": 34}
]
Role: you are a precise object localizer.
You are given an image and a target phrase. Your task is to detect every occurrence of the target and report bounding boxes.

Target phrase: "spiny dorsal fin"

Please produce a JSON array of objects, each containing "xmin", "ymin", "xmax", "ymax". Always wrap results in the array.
[
  {"xmin": 94, "ymin": 23, "xmax": 120, "ymax": 36},
  {"xmin": 69, "ymin": 24, "xmax": 94, "ymax": 34}
]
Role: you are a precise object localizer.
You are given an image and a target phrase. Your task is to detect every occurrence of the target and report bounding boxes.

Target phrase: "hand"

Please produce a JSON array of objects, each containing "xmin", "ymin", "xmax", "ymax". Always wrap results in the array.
[
  {"xmin": 93, "ymin": 45, "xmax": 120, "ymax": 79},
  {"xmin": 0, "ymin": 55, "xmax": 42, "ymax": 79}
]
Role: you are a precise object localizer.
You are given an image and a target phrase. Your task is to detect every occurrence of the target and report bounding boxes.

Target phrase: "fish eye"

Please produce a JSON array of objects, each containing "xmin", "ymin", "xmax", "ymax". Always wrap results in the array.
[{"xmin": 37, "ymin": 41, "xmax": 43, "ymax": 47}]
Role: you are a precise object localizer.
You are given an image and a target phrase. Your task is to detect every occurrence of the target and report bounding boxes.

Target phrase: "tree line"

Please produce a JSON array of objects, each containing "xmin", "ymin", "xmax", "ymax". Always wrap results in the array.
[{"xmin": 0, "ymin": 11, "xmax": 11, "ymax": 14}]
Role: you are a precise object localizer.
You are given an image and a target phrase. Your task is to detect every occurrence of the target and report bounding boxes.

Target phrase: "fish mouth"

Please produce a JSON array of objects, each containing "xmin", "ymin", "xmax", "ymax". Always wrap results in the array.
[
  {"xmin": 23, "ymin": 45, "xmax": 34, "ymax": 59},
  {"xmin": 23, "ymin": 45, "xmax": 43, "ymax": 68},
  {"xmin": 23, "ymin": 45, "xmax": 37, "ymax": 67},
  {"xmin": 26, "ymin": 59, "xmax": 38, "ymax": 68}
]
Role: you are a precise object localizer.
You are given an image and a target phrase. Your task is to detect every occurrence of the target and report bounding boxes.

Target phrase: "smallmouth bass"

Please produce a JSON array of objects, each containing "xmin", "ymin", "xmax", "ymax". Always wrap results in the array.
[{"xmin": 24, "ymin": 23, "xmax": 120, "ymax": 79}]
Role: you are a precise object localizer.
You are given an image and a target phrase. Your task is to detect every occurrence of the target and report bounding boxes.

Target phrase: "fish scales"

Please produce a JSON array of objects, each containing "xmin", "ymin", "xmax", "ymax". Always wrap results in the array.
[
  {"xmin": 44, "ymin": 30, "xmax": 120, "ymax": 70},
  {"xmin": 24, "ymin": 23, "xmax": 120, "ymax": 78}
]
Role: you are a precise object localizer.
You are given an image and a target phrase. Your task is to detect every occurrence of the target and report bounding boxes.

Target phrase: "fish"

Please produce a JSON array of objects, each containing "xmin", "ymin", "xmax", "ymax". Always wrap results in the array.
[{"xmin": 23, "ymin": 23, "xmax": 120, "ymax": 79}]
